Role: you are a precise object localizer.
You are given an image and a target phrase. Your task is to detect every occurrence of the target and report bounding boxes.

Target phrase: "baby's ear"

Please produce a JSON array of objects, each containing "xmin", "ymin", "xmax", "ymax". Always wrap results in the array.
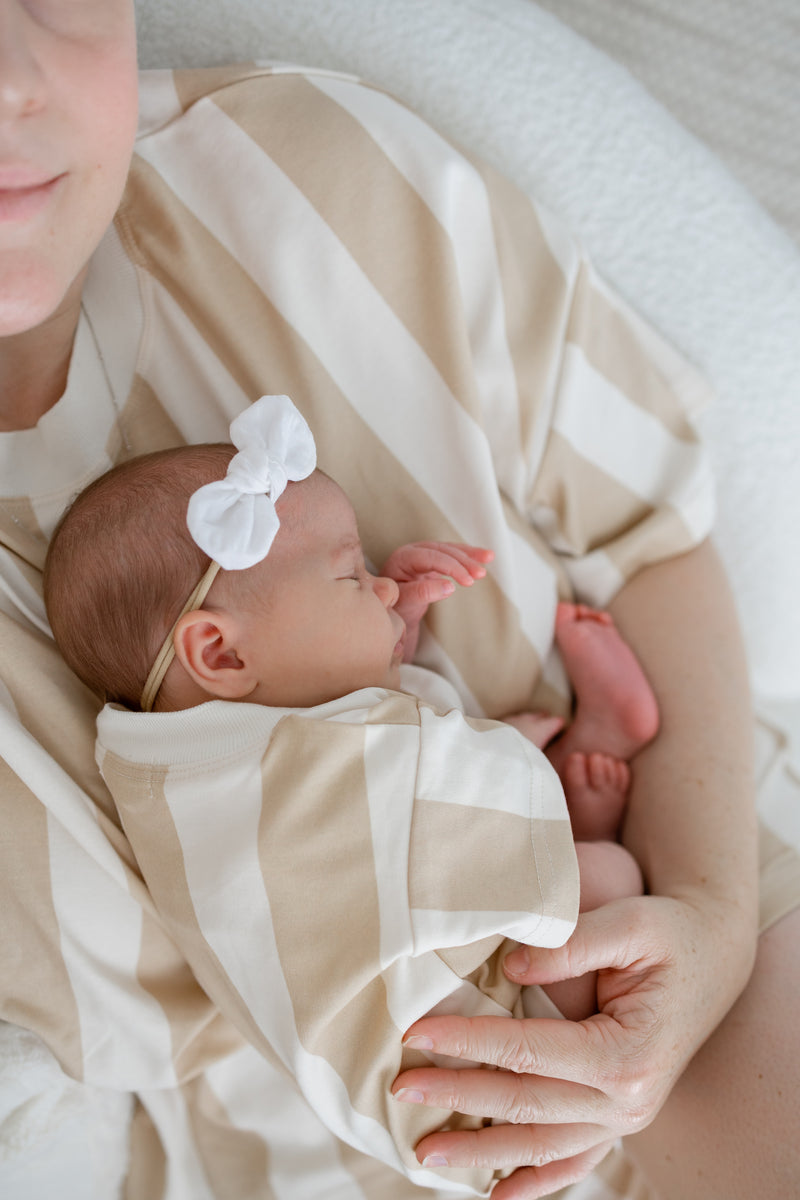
[{"xmin": 172, "ymin": 609, "xmax": 255, "ymax": 700}]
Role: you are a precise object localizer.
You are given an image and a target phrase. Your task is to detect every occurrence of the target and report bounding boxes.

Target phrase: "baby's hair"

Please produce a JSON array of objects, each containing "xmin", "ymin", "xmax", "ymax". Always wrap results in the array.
[{"xmin": 44, "ymin": 444, "xmax": 235, "ymax": 708}]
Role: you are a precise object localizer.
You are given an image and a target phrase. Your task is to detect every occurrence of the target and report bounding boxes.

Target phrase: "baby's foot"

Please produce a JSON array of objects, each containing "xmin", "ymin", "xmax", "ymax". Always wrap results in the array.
[
  {"xmin": 563, "ymin": 751, "xmax": 630, "ymax": 842},
  {"xmin": 551, "ymin": 602, "xmax": 659, "ymax": 767}
]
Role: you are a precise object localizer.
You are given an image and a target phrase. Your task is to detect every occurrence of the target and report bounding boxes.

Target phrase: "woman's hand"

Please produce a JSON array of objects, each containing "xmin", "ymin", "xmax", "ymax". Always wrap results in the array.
[{"xmin": 393, "ymin": 890, "xmax": 756, "ymax": 1199}]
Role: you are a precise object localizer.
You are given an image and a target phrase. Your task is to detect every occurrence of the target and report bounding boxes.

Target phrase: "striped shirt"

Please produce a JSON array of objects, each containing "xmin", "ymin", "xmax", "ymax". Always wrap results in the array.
[{"xmin": 0, "ymin": 64, "xmax": 743, "ymax": 1199}]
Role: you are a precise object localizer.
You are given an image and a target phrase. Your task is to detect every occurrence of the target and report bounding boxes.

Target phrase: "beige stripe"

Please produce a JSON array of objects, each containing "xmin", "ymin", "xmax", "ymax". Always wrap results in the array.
[
  {"xmin": 184, "ymin": 1074, "xmax": 273, "ymax": 1200},
  {"xmin": 212, "ymin": 73, "xmax": 478, "ymax": 408},
  {"xmin": 1, "ymin": 622, "xmax": 118, "ymax": 819},
  {"xmin": 135, "ymin": 907, "xmax": 244, "ymax": 1084},
  {"xmin": 456, "ymin": 936, "xmax": 526, "ymax": 1013},
  {"xmin": 0, "ymin": 759, "xmax": 85, "ymax": 1076},
  {"xmin": 124, "ymin": 1100, "xmax": 167, "ymax": 1200},
  {"xmin": 110, "ymin": 371, "xmax": 186, "ymax": 462},
  {"xmin": 534, "ymin": 429, "xmax": 655, "ymax": 556},
  {"xmin": 0, "ymin": 498, "xmax": 47, "ymax": 571},
  {"xmin": 0, "ymin": 540, "xmax": 47, "ymax": 607},
  {"xmin": 410, "ymin": 799, "xmax": 576, "ymax": 918},
  {"xmin": 567, "ymin": 262, "xmax": 699, "ymax": 442},
  {"xmin": 604, "ymin": 502, "xmax": 700, "ymax": 585},
  {"xmin": 363, "ymin": 691, "xmax": 426, "ymax": 726},
  {"xmin": 535, "ymin": 430, "xmax": 701, "ymax": 587},
  {"xmin": 479, "ymin": 159, "xmax": 573, "ymax": 460},
  {"xmin": 172, "ymin": 64, "xmax": 262, "ymax": 114},
  {"xmin": 424, "ymin": 570, "xmax": 544, "ymax": 719},
  {"xmin": 255, "ymin": 715, "xmax": 384, "ymax": 1050}
]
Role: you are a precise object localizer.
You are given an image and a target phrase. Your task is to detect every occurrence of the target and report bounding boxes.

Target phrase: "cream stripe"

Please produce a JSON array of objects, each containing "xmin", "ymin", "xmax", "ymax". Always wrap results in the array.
[
  {"xmin": 416, "ymin": 709, "xmax": 568, "ymax": 820},
  {"xmin": 140, "ymin": 276, "xmax": 252, "ymax": 441},
  {"xmin": 83, "ymin": 223, "xmax": 143, "ymax": 424},
  {"xmin": 409, "ymin": 632, "xmax": 486, "ymax": 716},
  {"xmin": 564, "ymin": 547, "xmax": 627, "ymax": 610},
  {"xmin": 137, "ymin": 67, "xmax": 182, "ymax": 136},
  {"xmin": 222, "ymin": 1057, "xmax": 371, "ymax": 1200},
  {"xmin": 162, "ymin": 752, "xmax": 296, "ymax": 1056},
  {"xmin": 411, "ymin": 905, "xmax": 576, "ymax": 957},
  {"xmin": 507, "ymin": 527, "xmax": 560, "ymax": 662},
  {"xmin": 136, "ymin": 1087, "xmax": 217, "ymax": 1200},
  {"xmin": 46, "ymin": 812, "xmax": 178, "ymax": 1086},
  {"xmin": 380, "ymin": 953, "xmax": 498, "ymax": 1038},
  {"xmin": 0, "ymin": 548, "xmax": 49, "ymax": 632},
  {"xmin": 555, "ymin": 346, "xmax": 715, "ymax": 538},
  {"xmin": 362, "ymin": 722, "xmax": 418, "ymax": 967}
]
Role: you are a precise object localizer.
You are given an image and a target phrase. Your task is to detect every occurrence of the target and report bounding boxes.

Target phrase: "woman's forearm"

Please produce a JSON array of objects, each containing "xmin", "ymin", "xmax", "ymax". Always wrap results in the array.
[{"xmin": 609, "ymin": 539, "xmax": 759, "ymax": 943}]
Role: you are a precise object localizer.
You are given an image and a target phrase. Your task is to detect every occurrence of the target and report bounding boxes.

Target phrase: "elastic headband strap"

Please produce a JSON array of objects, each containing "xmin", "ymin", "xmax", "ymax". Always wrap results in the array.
[{"xmin": 139, "ymin": 560, "xmax": 221, "ymax": 712}]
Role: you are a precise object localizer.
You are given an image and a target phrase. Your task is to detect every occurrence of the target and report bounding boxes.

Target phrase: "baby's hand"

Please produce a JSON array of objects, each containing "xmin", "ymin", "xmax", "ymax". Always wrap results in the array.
[{"xmin": 380, "ymin": 542, "xmax": 493, "ymax": 661}]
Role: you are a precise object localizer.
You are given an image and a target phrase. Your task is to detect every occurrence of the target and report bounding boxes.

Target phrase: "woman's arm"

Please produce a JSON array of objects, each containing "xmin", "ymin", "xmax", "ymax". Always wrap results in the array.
[
  {"xmin": 612, "ymin": 538, "xmax": 757, "ymax": 932},
  {"xmin": 392, "ymin": 539, "xmax": 760, "ymax": 1197}
]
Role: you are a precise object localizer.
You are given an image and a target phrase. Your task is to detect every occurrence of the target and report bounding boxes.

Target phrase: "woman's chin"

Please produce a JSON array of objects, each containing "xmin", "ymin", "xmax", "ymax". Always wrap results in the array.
[{"xmin": 0, "ymin": 258, "xmax": 82, "ymax": 338}]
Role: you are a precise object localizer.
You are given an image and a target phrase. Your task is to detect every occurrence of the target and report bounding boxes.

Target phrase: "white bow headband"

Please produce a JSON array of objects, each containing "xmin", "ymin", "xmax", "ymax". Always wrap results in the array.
[{"xmin": 140, "ymin": 395, "xmax": 317, "ymax": 711}]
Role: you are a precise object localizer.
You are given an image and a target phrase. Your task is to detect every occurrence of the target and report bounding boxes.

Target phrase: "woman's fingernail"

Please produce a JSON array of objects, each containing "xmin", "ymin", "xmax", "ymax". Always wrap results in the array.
[
  {"xmin": 422, "ymin": 1154, "xmax": 449, "ymax": 1168},
  {"xmin": 504, "ymin": 946, "xmax": 531, "ymax": 977},
  {"xmin": 403, "ymin": 1034, "xmax": 434, "ymax": 1050},
  {"xmin": 393, "ymin": 1088, "xmax": 424, "ymax": 1104}
]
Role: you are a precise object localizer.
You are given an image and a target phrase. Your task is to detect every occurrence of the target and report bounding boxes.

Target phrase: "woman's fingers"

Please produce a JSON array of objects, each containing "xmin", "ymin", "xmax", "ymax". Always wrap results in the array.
[
  {"xmin": 413, "ymin": 1118, "xmax": 611, "ymax": 1173},
  {"xmin": 398, "ymin": 1017, "xmax": 611, "ymax": 1088},
  {"xmin": 394, "ymin": 1065, "xmax": 607, "ymax": 1124},
  {"xmin": 489, "ymin": 1141, "xmax": 618, "ymax": 1200}
]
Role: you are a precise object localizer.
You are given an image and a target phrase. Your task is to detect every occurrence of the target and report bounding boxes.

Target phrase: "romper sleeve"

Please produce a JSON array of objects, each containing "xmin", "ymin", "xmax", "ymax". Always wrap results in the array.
[
  {"xmin": 475, "ymin": 158, "xmax": 718, "ymax": 607},
  {"xmin": 97, "ymin": 690, "xmax": 578, "ymax": 1197}
]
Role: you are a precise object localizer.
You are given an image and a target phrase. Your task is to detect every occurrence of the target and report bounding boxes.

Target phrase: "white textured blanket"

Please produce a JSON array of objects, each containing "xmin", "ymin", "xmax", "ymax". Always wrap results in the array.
[{"xmin": 134, "ymin": 0, "xmax": 800, "ymax": 699}]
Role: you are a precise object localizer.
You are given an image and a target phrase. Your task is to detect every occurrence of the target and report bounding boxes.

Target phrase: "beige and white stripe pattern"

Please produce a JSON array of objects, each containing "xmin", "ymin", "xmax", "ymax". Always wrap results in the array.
[
  {"xmin": 95, "ymin": 681, "xmax": 578, "ymax": 1195},
  {"xmin": 0, "ymin": 64, "xmax": 792, "ymax": 1198}
]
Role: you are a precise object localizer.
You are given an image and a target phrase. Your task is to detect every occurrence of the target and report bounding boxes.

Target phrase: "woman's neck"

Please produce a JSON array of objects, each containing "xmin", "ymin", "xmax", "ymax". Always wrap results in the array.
[{"xmin": 0, "ymin": 274, "xmax": 85, "ymax": 432}]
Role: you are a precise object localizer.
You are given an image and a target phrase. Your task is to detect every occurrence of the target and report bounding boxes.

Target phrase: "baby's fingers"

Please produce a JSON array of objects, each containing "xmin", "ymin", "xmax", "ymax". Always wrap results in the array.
[{"xmin": 382, "ymin": 542, "xmax": 492, "ymax": 586}]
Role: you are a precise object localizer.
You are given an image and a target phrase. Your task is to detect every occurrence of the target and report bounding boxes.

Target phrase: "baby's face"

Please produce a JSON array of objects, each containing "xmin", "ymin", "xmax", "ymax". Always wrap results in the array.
[{"xmin": 234, "ymin": 474, "xmax": 406, "ymax": 708}]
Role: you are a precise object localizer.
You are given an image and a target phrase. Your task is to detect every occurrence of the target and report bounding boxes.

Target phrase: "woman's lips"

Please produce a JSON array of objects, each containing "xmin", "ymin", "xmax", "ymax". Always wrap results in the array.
[{"xmin": 0, "ymin": 174, "xmax": 64, "ymax": 223}]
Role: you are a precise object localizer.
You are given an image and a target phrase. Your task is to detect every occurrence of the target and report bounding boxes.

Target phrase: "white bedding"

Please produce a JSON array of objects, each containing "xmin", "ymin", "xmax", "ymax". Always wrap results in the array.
[{"xmin": 3, "ymin": 2, "xmax": 799, "ymax": 1195}]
